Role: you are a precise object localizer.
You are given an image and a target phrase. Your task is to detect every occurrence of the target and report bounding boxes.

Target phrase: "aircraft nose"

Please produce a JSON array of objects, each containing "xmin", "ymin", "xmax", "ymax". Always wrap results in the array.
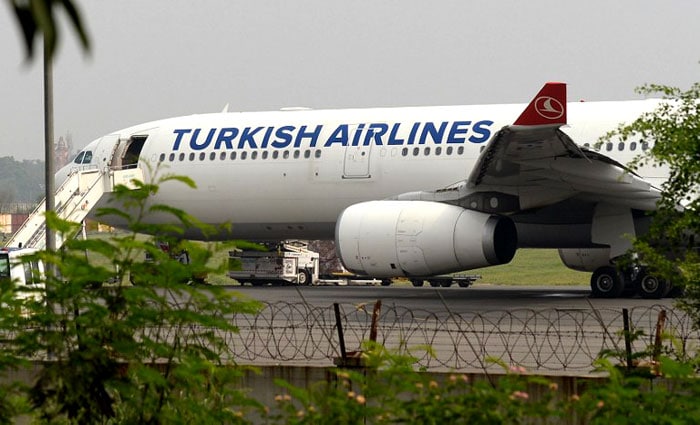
[{"xmin": 54, "ymin": 163, "xmax": 72, "ymax": 188}]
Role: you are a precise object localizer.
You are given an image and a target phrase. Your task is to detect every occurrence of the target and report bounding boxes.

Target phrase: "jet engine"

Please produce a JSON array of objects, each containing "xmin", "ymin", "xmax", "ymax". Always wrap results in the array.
[{"xmin": 335, "ymin": 201, "xmax": 517, "ymax": 277}]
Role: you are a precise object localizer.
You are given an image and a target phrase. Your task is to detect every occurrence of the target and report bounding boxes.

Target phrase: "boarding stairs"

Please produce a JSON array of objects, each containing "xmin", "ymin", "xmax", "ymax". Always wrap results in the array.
[{"xmin": 5, "ymin": 167, "xmax": 143, "ymax": 250}]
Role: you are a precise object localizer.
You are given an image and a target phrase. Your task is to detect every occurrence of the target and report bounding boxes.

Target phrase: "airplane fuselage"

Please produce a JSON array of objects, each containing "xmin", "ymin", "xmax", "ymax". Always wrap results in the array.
[{"xmin": 75, "ymin": 99, "xmax": 661, "ymax": 243}]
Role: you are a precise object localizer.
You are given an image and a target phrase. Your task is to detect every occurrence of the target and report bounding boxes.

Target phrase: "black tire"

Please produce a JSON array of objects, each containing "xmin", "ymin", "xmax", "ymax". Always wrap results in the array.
[
  {"xmin": 297, "ymin": 270, "xmax": 312, "ymax": 286},
  {"xmin": 439, "ymin": 280, "xmax": 452, "ymax": 288},
  {"xmin": 428, "ymin": 280, "xmax": 440, "ymax": 288},
  {"xmin": 380, "ymin": 279, "xmax": 392, "ymax": 286},
  {"xmin": 635, "ymin": 272, "xmax": 670, "ymax": 299},
  {"xmin": 458, "ymin": 281, "xmax": 471, "ymax": 288},
  {"xmin": 590, "ymin": 266, "xmax": 624, "ymax": 298},
  {"xmin": 411, "ymin": 279, "xmax": 424, "ymax": 287}
]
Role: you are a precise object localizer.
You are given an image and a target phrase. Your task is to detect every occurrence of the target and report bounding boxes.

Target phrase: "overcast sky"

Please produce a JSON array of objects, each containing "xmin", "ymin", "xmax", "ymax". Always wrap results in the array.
[{"xmin": 1, "ymin": 1, "xmax": 699, "ymax": 160}]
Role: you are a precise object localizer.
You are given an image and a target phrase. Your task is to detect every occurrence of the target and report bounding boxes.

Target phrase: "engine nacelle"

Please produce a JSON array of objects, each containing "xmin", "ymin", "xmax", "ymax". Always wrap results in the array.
[
  {"xmin": 335, "ymin": 201, "xmax": 517, "ymax": 277},
  {"xmin": 558, "ymin": 248, "xmax": 612, "ymax": 272}
]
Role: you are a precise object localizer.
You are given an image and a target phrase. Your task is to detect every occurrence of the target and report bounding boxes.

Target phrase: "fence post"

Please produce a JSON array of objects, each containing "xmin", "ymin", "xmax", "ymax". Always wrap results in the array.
[
  {"xmin": 369, "ymin": 300, "xmax": 382, "ymax": 343},
  {"xmin": 334, "ymin": 303, "xmax": 347, "ymax": 362},
  {"xmin": 622, "ymin": 308, "xmax": 633, "ymax": 370},
  {"xmin": 653, "ymin": 309, "xmax": 667, "ymax": 363}
]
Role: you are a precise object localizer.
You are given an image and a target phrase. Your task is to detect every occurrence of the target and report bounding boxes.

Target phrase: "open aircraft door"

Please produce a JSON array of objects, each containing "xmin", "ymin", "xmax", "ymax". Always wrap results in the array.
[{"xmin": 93, "ymin": 134, "xmax": 120, "ymax": 170}]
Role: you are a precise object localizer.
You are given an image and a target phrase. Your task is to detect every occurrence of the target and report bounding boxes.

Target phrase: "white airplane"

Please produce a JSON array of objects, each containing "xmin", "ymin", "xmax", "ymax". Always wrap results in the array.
[{"xmin": 55, "ymin": 83, "xmax": 671, "ymax": 298}]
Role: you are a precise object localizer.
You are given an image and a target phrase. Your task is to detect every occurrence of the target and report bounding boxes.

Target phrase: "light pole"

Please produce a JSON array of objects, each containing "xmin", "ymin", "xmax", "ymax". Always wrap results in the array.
[{"xmin": 44, "ymin": 39, "xmax": 55, "ymax": 252}]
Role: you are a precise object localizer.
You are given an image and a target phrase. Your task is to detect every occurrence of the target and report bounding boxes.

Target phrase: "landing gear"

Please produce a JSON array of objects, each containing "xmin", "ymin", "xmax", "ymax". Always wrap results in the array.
[
  {"xmin": 590, "ymin": 265, "xmax": 671, "ymax": 299},
  {"xmin": 590, "ymin": 266, "xmax": 625, "ymax": 298},
  {"xmin": 634, "ymin": 270, "xmax": 670, "ymax": 299},
  {"xmin": 411, "ymin": 279, "xmax": 424, "ymax": 287}
]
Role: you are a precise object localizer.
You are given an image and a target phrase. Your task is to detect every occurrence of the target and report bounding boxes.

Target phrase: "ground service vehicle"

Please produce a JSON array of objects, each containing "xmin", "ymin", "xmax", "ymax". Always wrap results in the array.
[
  {"xmin": 228, "ymin": 241, "xmax": 320, "ymax": 286},
  {"xmin": 0, "ymin": 247, "xmax": 45, "ymax": 303}
]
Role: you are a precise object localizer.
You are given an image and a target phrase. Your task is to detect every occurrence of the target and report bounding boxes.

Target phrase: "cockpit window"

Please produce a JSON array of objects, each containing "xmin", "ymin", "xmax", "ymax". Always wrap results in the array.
[{"xmin": 72, "ymin": 150, "xmax": 93, "ymax": 164}]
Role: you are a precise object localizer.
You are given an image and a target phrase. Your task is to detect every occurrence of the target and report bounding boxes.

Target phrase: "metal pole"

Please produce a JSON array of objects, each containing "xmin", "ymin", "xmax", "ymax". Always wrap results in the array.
[
  {"xmin": 334, "ymin": 303, "xmax": 347, "ymax": 362},
  {"xmin": 44, "ymin": 38, "xmax": 55, "ymax": 252},
  {"xmin": 622, "ymin": 308, "xmax": 633, "ymax": 371}
]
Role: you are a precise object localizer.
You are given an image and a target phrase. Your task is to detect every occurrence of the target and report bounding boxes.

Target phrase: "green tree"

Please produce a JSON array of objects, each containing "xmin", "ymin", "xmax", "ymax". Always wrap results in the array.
[
  {"xmin": 9, "ymin": 0, "xmax": 89, "ymax": 59},
  {"xmin": 1, "ymin": 170, "xmax": 263, "ymax": 423},
  {"xmin": 602, "ymin": 83, "xmax": 700, "ymax": 320}
]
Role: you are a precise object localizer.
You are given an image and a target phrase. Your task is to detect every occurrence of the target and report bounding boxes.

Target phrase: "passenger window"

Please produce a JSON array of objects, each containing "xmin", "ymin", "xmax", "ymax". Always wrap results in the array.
[
  {"xmin": 435, "ymin": 147, "xmax": 442, "ymax": 155},
  {"xmin": 413, "ymin": 147, "xmax": 419, "ymax": 156},
  {"xmin": 209, "ymin": 152, "xmax": 216, "ymax": 160},
  {"xmin": 169, "ymin": 153, "xmax": 175, "ymax": 161},
  {"xmin": 199, "ymin": 152, "xmax": 206, "ymax": 161},
  {"xmin": 159, "ymin": 153, "xmax": 165, "ymax": 162},
  {"xmin": 283, "ymin": 151, "xmax": 290, "ymax": 159},
  {"xmin": 273, "ymin": 151, "xmax": 279, "ymax": 159},
  {"xmin": 293, "ymin": 150, "xmax": 300, "ymax": 159},
  {"xmin": 179, "ymin": 153, "xmax": 185, "ymax": 161},
  {"xmin": 230, "ymin": 151, "xmax": 237, "ymax": 160},
  {"xmin": 446, "ymin": 147, "xmax": 453, "ymax": 155},
  {"xmin": 263, "ymin": 151, "xmax": 269, "ymax": 159},
  {"xmin": 457, "ymin": 146, "xmax": 464, "ymax": 155},
  {"xmin": 241, "ymin": 151, "xmax": 248, "ymax": 160},
  {"xmin": 583, "ymin": 143, "xmax": 590, "ymax": 148},
  {"xmin": 189, "ymin": 153, "xmax": 195, "ymax": 161},
  {"xmin": 606, "ymin": 142, "xmax": 613, "ymax": 151},
  {"xmin": 618, "ymin": 142, "xmax": 624, "ymax": 151},
  {"xmin": 304, "ymin": 150, "xmax": 311, "ymax": 159},
  {"xmin": 641, "ymin": 141, "xmax": 649, "ymax": 151},
  {"xmin": 479, "ymin": 146, "xmax": 485, "ymax": 153},
  {"xmin": 424, "ymin": 147, "xmax": 430, "ymax": 155},
  {"xmin": 402, "ymin": 148, "xmax": 408, "ymax": 157},
  {"xmin": 630, "ymin": 142, "xmax": 637, "ymax": 151},
  {"xmin": 219, "ymin": 152, "xmax": 226, "ymax": 160},
  {"xmin": 251, "ymin": 151, "xmax": 258, "ymax": 160},
  {"xmin": 314, "ymin": 150, "xmax": 321, "ymax": 159}
]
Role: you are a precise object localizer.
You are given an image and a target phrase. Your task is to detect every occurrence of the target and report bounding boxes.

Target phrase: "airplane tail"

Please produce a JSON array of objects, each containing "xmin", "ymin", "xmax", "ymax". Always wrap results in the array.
[{"xmin": 514, "ymin": 82, "xmax": 567, "ymax": 126}]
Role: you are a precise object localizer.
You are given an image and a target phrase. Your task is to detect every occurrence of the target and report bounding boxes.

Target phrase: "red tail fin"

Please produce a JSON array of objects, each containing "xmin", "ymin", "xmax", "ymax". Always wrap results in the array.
[{"xmin": 514, "ymin": 82, "xmax": 567, "ymax": 126}]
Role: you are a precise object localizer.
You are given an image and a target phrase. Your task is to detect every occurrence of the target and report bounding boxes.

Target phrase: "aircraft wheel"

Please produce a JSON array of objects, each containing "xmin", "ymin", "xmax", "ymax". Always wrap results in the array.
[
  {"xmin": 439, "ymin": 280, "xmax": 452, "ymax": 288},
  {"xmin": 590, "ymin": 266, "xmax": 624, "ymax": 298},
  {"xmin": 380, "ymin": 279, "xmax": 392, "ymax": 286},
  {"xmin": 411, "ymin": 279, "xmax": 424, "ymax": 287},
  {"xmin": 635, "ymin": 272, "xmax": 670, "ymax": 299},
  {"xmin": 458, "ymin": 281, "xmax": 471, "ymax": 288},
  {"xmin": 297, "ymin": 270, "xmax": 312, "ymax": 286},
  {"xmin": 429, "ymin": 280, "xmax": 440, "ymax": 288}
]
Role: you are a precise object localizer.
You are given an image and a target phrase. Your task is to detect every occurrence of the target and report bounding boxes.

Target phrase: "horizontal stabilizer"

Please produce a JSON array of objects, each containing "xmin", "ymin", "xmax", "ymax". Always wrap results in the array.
[{"xmin": 514, "ymin": 82, "xmax": 567, "ymax": 126}]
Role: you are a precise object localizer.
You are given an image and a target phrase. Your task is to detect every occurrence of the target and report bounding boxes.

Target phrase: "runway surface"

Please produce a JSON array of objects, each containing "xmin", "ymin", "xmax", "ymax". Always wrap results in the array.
[{"xmin": 225, "ymin": 284, "xmax": 675, "ymax": 313}]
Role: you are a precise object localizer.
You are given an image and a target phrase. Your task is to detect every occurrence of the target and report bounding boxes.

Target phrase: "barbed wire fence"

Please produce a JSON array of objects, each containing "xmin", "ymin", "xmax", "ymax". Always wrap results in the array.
[{"xmin": 209, "ymin": 302, "xmax": 700, "ymax": 373}]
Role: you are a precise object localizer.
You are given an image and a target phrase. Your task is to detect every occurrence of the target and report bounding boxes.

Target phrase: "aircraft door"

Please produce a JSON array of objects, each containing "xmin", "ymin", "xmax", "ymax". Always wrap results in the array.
[
  {"xmin": 343, "ymin": 125, "xmax": 372, "ymax": 179},
  {"xmin": 93, "ymin": 134, "xmax": 120, "ymax": 169}
]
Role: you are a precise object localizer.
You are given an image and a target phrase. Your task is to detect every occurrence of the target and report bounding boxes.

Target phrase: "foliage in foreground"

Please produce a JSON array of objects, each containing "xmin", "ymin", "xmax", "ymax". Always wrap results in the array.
[
  {"xmin": 261, "ymin": 341, "xmax": 700, "ymax": 425},
  {"xmin": 0, "ymin": 170, "xmax": 263, "ymax": 423}
]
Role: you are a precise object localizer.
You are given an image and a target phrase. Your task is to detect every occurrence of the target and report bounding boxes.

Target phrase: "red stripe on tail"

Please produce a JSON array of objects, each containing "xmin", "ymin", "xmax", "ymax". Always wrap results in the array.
[{"xmin": 514, "ymin": 82, "xmax": 567, "ymax": 126}]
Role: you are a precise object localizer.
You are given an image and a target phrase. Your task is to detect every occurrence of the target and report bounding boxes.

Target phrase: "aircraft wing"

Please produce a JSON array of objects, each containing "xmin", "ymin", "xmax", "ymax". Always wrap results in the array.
[{"xmin": 396, "ymin": 82, "xmax": 661, "ymax": 213}]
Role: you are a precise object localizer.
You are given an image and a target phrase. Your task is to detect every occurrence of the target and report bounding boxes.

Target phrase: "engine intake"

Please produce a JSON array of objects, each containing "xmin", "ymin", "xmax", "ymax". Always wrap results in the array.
[{"xmin": 336, "ymin": 201, "xmax": 517, "ymax": 277}]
